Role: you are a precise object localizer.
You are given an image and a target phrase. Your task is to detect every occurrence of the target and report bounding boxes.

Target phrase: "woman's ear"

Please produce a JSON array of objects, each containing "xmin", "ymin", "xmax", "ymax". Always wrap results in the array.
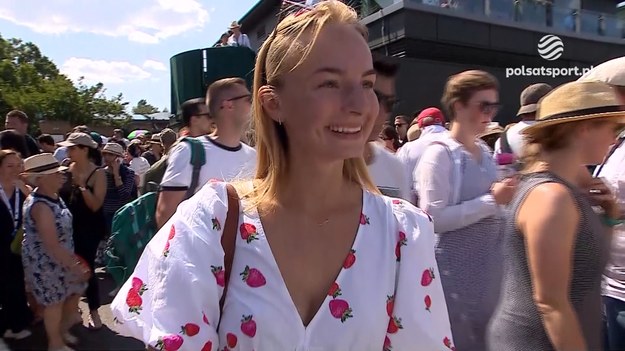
[{"xmin": 258, "ymin": 85, "xmax": 282, "ymax": 124}]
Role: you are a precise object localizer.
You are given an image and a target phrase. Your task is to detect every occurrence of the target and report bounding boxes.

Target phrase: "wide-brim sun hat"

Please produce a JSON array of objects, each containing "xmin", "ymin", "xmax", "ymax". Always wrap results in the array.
[
  {"xmin": 478, "ymin": 122, "xmax": 505, "ymax": 138},
  {"xmin": 101, "ymin": 142, "xmax": 124, "ymax": 157},
  {"xmin": 522, "ymin": 80, "xmax": 625, "ymax": 136},
  {"xmin": 57, "ymin": 132, "xmax": 98, "ymax": 149},
  {"xmin": 229, "ymin": 21, "xmax": 241, "ymax": 29},
  {"xmin": 21, "ymin": 153, "xmax": 68, "ymax": 175}
]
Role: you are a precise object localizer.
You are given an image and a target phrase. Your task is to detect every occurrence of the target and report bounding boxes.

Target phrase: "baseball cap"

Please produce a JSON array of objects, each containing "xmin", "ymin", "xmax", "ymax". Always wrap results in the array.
[{"xmin": 416, "ymin": 107, "xmax": 445, "ymax": 128}]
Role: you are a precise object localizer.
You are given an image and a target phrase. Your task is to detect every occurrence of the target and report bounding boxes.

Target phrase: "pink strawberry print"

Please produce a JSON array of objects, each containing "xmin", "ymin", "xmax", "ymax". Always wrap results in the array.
[
  {"xmin": 387, "ymin": 316, "xmax": 403, "ymax": 334},
  {"xmin": 392, "ymin": 199, "xmax": 403, "ymax": 207},
  {"xmin": 241, "ymin": 266, "xmax": 266, "ymax": 287},
  {"xmin": 240, "ymin": 315, "xmax": 257, "ymax": 337},
  {"xmin": 211, "ymin": 266, "xmax": 225, "ymax": 287},
  {"xmin": 328, "ymin": 282, "xmax": 342, "ymax": 298},
  {"xmin": 126, "ymin": 289, "xmax": 143, "ymax": 314},
  {"xmin": 212, "ymin": 218, "xmax": 221, "ymax": 230},
  {"xmin": 155, "ymin": 334, "xmax": 184, "ymax": 351},
  {"xmin": 424, "ymin": 295, "xmax": 432, "ymax": 312},
  {"xmin": 329, "ymin": 299, "xmax": 353, "ymax": 322},
  {"xmin": 421, "ymin": 268, "xmax": 435, "ymax": 287},
  {"xmin": 383, "ymin": 335, "xmax": 392, "ymax": 351},
  {"xmin": 359, "ymin": 213, "xmax": 370, "ymax": 225},
  {"xmin": 395, "ymin": 232, "xmax": 407, "ymax": 262},
  {"xmin": 226, "ymin": 333, "xmax": 238, "ymax": 348},
  {"xmin": 203, "ymin": 312, "xmax": 210, "ymax": 325},
  {"xmin": 443, "ymin": 336, "xmax": 456, "ymax": 350},
  {"xmin": 168, "ymin": 225, "xmax": 176, "ymax": 240},
  {"xmin": 163, "ymin": 241, "xmax": 170, "ymax": 257},
  {"xmin": 201, "ymin": 341, "xmax": 212, "ymax": 351},
  {"xmin": 343, "ymin": 249, "xmax": 356, "ymax": 269},
  {"xmin": 239, "ymin": 223, "xmax": 259, "ymax": 243},
  {"xmin": 386, "ymin": 295, "xmax": 394, "ymax": 317},
  {"xmin": 131, "ymin": 277, "xmax": 147, "ymax": 295},
  {"xmin": 180, "ymin": 323, "xmax": 200, "ymax": 336}
]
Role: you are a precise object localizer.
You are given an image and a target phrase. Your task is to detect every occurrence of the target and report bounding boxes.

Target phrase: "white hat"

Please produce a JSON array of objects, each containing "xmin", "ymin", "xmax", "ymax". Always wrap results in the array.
[
  {"xmin": 578, "ymin": 56, "xmax": 625, "ymax": 87},
  {"xmin": 101, "ymin": 143, "xmax": 124, "ymax": 157},
  {"xmin": 21, "ymin": 153, "xmax": 68, "ymax": 175},
  {"xmin": 57, "ymin": 132, "xmax": 98, "ymax": 149}
]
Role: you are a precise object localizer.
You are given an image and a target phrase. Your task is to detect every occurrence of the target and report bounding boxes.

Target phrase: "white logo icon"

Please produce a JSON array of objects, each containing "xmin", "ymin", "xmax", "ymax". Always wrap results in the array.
[{"xmin": 537, "ymin": 35, "xmax": 564, "ymax": 61}]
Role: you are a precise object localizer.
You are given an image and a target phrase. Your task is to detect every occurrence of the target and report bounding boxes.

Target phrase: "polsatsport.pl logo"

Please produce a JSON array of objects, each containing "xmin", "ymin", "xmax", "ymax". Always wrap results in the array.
[{"xmin": 506, "ymin": 65, "xmax": 594, "ymax": 78}]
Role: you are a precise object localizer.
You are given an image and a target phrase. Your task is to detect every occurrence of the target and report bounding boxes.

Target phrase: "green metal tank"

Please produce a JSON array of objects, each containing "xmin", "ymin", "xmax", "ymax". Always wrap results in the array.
[{"xmin": 170, "ymin": 46, "xmax": 256, "ymax": 115}]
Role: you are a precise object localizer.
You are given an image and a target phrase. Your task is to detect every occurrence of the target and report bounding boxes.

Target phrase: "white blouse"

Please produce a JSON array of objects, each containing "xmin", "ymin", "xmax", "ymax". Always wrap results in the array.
[{"xmin": 111, "ymin": 181, "xmax": 455, "ymax": 351}]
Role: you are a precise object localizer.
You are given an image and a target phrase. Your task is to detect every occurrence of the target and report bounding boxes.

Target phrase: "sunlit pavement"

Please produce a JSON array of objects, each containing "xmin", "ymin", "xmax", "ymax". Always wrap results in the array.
[{"xmin": 6, "ymin": 269, "xmax": 145, "ymax": 351}]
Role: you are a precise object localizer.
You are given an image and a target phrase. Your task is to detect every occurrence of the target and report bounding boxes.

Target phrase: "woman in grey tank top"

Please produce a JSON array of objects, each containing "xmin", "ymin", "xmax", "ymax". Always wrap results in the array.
[{"xmin": 487, "ymin": 81, "xmax": 625, "ymax": 351}]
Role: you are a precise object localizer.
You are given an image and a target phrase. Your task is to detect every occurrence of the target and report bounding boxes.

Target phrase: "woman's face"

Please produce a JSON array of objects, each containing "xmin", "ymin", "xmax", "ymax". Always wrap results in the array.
[
  {"xmin": 0, "ymin": 154, "xmax": 22, "ymax": 181},
  {"xmin": 584, "ymin": 120, "xmax": 623, "ymax": 164},
  {"xmin": 67, "ymin": 145, "xmax": 87, "ymax": 161},
  {"xmin": 454, "ymin": 89, "xmax": 500, "ymax": 136},
  {"xmin": 273, "ymin": 23, "xmax": 378, "ymax": 162}
]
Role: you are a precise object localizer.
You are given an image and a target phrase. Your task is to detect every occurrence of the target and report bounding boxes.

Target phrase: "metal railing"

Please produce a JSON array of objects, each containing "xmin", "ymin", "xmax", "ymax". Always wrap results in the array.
[{"xmin": 359, "ymin": 0, "xmax": 625, "ymax": 40}]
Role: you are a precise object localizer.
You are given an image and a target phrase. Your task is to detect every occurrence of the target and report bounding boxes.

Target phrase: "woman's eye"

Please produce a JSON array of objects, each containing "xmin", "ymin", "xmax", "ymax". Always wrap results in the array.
[
  {"xmin": 319, "ymin": 80, "xmax": 339, "ymax": 88},
  {"xmin": 362, "ymin": 80, "xmax": 374, "ymax": 89}
]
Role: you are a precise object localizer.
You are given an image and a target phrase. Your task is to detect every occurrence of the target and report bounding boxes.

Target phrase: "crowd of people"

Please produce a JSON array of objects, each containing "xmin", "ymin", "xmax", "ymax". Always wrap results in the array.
[{"xmin": 1, "ymin": 1, "xmax": 625, "ymax": 350}]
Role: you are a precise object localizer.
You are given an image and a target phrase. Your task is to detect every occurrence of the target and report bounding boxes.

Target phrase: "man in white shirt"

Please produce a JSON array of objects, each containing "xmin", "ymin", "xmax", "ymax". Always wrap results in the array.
[
  {"xmin": 396, "ymin": 107, "xmax": 448, "ymax": 203},
  {"xmin": 366, "ymin": 55, "xmax": 411, "ymax": 201},
  {"xmin": 156, "ymin": 78, "xmax": 257, "ymax": 227},
  {"xmin": 493, "ymin": 83, "xmax": 552, "ymax": 158},
  {"xmin": 227, "ymin": 21, "xmax": 252, "ymax": 49}
]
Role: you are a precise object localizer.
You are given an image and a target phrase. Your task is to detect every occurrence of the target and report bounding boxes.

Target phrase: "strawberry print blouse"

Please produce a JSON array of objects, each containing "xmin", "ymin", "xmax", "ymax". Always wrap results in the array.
[{"xmin": 111, "ymin": 181, "xmax": 455, "ymax": 351}]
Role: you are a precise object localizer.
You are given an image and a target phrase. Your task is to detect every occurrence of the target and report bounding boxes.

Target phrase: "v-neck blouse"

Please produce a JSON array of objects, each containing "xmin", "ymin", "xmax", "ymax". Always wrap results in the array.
[{"xmin": 111, "ymin": 181, "xmax": 454, "ymax": 351}]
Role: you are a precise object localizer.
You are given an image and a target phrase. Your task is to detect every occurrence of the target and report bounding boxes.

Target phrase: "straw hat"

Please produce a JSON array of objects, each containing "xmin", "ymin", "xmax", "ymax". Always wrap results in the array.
[
  {"xmin": 148, "ymin": 134, "xmax": 162, "ymax": 144},
  {"xmin": 57, "ymin": 132, "xmax": 98, "ymax": 149},
  {"xmin": 21, "ymin": 153, "xmax": 68, "ymax": 175},
  {"xmin": 406, "ymin": 124, "xmax": 421, "ymax": 142},
  {"xmin": 522, "ymin": 81, "xmax": 625, "ymax": 136},
  {"xmin": 478, "ymin": 122, "xmax": 505, "ymax": 138},
  {"xmin": 101, "ymin": 143, "xmax": 124, "ymax": 157},
  {"xmin": 229, "ymin": 21, "xmax": 241, "ymax": 29}
]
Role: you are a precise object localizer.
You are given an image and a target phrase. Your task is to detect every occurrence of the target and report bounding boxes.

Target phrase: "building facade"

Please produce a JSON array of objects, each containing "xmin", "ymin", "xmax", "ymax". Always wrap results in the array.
[{"xmin": 231, "ymin": 0, "xmax": 625, "ymax": 124}]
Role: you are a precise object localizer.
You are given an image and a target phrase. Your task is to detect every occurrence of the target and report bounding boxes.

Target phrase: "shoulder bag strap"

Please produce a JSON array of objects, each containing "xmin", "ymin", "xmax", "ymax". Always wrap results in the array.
[
  {"xmin": 219, "ymin": 184, "xmax": 240, "ymax": 313},
  {"xmin": 499, "ymin": 127, "xmax": 514, "ymax": 154}
]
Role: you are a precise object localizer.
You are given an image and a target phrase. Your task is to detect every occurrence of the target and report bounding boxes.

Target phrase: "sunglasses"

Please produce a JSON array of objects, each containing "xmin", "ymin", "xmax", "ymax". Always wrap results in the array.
[
  {"xmin": 226, "ymin": 94, "xmax": 252, "ymax": 104},
  {"xmin": 375, "ymin": 90, "xmax": 399, "ymax": 112},
  {"xmin": 474, "ymin": 101, "xmax": 502, "ymax": 115}
]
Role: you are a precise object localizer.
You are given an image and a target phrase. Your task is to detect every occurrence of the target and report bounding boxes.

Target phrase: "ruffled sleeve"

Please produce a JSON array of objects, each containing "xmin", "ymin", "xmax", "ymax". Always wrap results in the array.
[
  {"xmin": 111, "ymin": 181, "xmax": 232, "ymax": 351},
  {"xmin": 384, "ymin": 198, "xmax": 456, "ymax": 351}
]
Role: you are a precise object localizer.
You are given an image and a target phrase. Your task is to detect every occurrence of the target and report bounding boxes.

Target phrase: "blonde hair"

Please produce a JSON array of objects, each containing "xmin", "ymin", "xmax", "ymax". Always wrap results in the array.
[
  {"xmin": 242, "ymin": 0, "xmax": 378, "ymax": 211},
  {"xmin": 441, "ymin": 70, "xmax": 499, "ymax": 120},
  {"xmin": 521, "ymin": 120, "xmax": 605, "ymax": 172}
]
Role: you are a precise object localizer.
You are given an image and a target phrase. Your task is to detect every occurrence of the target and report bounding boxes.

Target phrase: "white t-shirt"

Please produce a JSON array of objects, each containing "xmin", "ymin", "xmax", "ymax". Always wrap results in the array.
[
  {"xmin": 129, "ymin": 157, "xmax": 151, "ymax": 187},
  {"xmin": 160, "ymin": 136, "xmax": 256, "ymax": 193},
  {"xmin": 367, "ymin": 142, "xmax": 411, "ymax": 201},
  {"xmin": 493, "ymin": 121, "xmax": 536, "ymax": 158}
]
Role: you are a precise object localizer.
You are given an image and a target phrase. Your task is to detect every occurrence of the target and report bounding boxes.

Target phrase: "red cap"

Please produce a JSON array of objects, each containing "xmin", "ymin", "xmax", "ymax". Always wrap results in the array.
[{"xmin": 416, "ymin": 107, "xmax": 445, "ymax": 128}]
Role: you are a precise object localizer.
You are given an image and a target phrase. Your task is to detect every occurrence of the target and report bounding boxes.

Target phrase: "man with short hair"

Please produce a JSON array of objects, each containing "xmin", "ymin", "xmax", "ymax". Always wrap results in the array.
[
  {"xmin": 364, "ymin": 55, "xmax": 411, "ymax": 201},
  {"xmin": 159, "ymin": 128, "xmax": 177, "ymax": 154},
  {"xmin": 4, "ymin": 110, "xmax": 40, "ymax": 157},
  {"xmin": 493, "ymin": 83, "xmax": 553, "ymax": 158},
  {"xmin": 394, "ymin": 115, "xmax": 409, "ymax": 145},
  {"xmin": 179, "ymin": 97, "xmax": 212, "ymax": 138},
  {"xmin": 156, "ymin": 78, "xmax": 257, "ymax": 228},
  {"xmin": 396, "ymin": 107, "xmax": 449, "ymax": 204},
  {"xmin": 37, "ymin": 134, "xmax": 56, "ymax": 153}
]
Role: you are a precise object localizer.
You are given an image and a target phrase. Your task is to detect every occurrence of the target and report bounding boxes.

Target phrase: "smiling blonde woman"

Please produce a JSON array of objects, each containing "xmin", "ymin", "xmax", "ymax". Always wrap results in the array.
[{"xmin": 111, "ymin": 1, "xmax": 453, "ymax": 350}]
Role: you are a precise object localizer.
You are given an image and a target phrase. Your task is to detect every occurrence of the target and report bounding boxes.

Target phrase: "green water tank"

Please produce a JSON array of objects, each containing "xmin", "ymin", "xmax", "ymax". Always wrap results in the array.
[{"xmin": 170, "ymin": 46, "xmax": 256, "ymax": 116}]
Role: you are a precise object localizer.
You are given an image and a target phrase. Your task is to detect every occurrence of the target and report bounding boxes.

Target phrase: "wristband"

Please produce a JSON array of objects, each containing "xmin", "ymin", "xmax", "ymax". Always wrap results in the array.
[{"xmin": 602, "ymin": 215, "xmax": 625, "ymax": 227}]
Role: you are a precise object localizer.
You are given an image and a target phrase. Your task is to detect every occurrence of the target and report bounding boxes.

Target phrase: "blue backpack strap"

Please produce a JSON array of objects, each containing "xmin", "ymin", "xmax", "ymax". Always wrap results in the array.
[{"xmin": 180, "ymin": 137, "xmax": 206, "ymax": 199}]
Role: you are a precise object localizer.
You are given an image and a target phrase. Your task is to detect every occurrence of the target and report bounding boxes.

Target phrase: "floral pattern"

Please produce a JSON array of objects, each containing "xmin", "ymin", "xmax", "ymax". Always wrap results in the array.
[{"xmin": 111, "ymin": 182, "xmax": 453, "ymax": 350}]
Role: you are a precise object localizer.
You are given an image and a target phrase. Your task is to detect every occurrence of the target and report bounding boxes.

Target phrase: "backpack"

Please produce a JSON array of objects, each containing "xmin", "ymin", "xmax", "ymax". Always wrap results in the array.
[
  {"xmin": 142, "ymin": 137, "xmax": 206, "ymax": 193},
  {"xmin": 106, "ymin": 137, "xmax": 206, "ymax": 288}
]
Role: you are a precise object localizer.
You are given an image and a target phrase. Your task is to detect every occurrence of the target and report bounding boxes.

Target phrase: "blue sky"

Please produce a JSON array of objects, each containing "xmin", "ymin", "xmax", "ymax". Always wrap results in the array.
[{"xmin": 0, "ymin": 0, "xmax": 259, "ymax": 112}]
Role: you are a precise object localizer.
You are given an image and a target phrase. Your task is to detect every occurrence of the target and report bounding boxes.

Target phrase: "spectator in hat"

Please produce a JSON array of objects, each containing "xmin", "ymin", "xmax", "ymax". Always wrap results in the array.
[
  {"xmin": 215, "ymin": 32, "xmax": 231, "ymax": 47},
  {"xmin": 494, "ymin": 83, "xmax": 553, "ymax": 159},
  {"xmin": 579, "ymin": 56, "xmax": 625, "ymax": 351},
  {"xmin": 101, "ymin": 143, "xmax": 136, "ymax": 236},
  {"xmin": 396, "ymin": 107, "xmax": 448, "ymax": 204},
  {"xmin": 141, "ymin": 134, "xmax": 163, "ymax": 165},
  {"xmin": 227, "ymin": 21, "xmax": 251, "ymax": 49},
  {"xmin": 159, "ymin": 128, "xmax": 177, "ymax": 155},
  {"xmin": 479, "ymin": 122, "xmax": 504, "ymax": 151}
]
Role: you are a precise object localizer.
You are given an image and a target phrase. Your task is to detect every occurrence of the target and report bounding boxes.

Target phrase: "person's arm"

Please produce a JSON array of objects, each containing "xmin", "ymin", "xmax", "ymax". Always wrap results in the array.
[
  {"xmin": 80, "ymin": 169, "xmax": 106, "ymax": 212},
  {"xmin": 386, "ymin": 199, "xmax": 455, "ymax": 350},
  {"xmin": 111, "ymin": 182, "xmax": 228, "ymax": 349},
  {"xmin": 31, "ymin": 202, "xmax": 84, "ymax": 275},
  {"xmin": 115, "ymin": 167, "xmax": 135, "ymax": 201},
  {"xmin": 155, "ymin": 143, "xmax": 193, "ymax": 228},
  {"xmin": 520, "ymin": 182, "xmax": 587, "ymax": 351},
  {"xmin": 417, "ymin": 144, "xmax": 498, "ymax": 233}
]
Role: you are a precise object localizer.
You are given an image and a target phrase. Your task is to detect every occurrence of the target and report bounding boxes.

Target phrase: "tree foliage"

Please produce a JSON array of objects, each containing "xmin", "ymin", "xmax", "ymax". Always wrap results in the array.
[
  {"xmin": 0, "ymin": 34, "xmax": 129, "ymax": 128},
  {"xmin": 132, "ymin": 99, "xmax": 160, "ymax": 115}
]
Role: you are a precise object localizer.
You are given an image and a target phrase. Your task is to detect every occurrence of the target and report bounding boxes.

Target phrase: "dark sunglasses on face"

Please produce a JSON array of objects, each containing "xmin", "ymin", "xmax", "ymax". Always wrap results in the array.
[
  {"xmin": 374, "ymin": 90, "xmax": 399, "ymax": 112},
  {"xmin": 394, "ymin": 123, "xmax": 407, "ymax": 128},
  {"xmin": 226, "ymin": 94, "xmax": 252, "ymax": 103},
  {"xmin": 475, "ymin": 101, "xmax": 501, "ymax": 115}
]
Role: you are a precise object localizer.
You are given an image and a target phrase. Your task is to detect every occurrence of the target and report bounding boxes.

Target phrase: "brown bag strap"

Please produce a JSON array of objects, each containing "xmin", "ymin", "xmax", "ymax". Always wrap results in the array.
[{"xmin": 219, "ymin": 184, "xmax": 239, "ymax": 311}]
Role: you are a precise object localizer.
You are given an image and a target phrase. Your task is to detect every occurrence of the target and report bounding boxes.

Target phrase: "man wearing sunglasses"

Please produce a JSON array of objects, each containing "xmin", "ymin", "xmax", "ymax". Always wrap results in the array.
[
  {"xmin": 156, "ymin": 78, "xmax": 257, "ymax": 228},
  {"xmin": 364, "ymin": 54, "xmax": 411, "ymax": 202}
]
